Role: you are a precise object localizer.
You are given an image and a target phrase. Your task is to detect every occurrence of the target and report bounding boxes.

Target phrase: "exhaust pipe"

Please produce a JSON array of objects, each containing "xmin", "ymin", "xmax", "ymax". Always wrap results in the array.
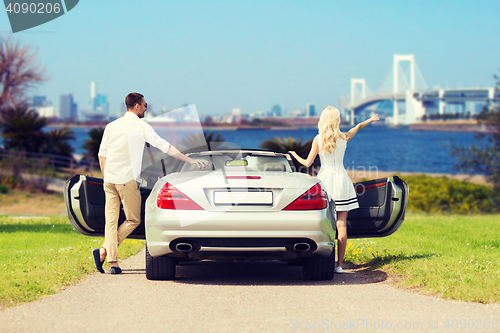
[
  {"xmin": 294, "ymin": 243, "xmax": 310, "ymax": 252},
  {"xmin": 176, "ymin": 243, "xmax": 193, "ymax": 252}
]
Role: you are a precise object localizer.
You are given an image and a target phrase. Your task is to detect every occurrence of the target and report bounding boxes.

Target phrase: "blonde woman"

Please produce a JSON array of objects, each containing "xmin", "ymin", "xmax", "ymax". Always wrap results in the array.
[{"xmin": 289, "ymin": 106, "xmax": 379, "ymax": 273}]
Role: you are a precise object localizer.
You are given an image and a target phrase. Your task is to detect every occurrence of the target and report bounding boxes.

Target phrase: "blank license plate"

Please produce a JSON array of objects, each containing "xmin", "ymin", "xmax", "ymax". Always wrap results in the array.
[{"xmin": 214, "ymin": 191, "xmax": 273, "ymax": 205}]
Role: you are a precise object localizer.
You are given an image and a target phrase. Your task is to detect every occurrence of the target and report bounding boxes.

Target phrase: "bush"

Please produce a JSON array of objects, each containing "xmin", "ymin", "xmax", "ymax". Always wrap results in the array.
[
  {"xmin": 0, "ymin": 152, "xmax": 54, "ymax": 192},
  {"xmin": 0, "ymin": 184, "xmax": 8, "ymax": 194},
  {"xmin": 402, "ymin": 174, "xmax": 498, "ymax": 214}
]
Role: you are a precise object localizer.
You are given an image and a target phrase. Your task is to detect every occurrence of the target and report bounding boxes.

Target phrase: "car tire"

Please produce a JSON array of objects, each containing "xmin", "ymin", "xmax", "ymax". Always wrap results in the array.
[
  {"xmin": 302, "ymin": 250, "xmax": 335, "ymax": 280},
  {"xmin": 145, "ymin": 246, "xmax": 176, "ymax": 280}
]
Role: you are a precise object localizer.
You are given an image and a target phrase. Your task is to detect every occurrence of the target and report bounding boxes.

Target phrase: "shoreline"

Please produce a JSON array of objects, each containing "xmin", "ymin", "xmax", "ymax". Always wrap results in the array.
[
  {"xmin": 47, "ymin": 121, "xmax": 491, "ymax": 133},
  {"xmin": 46, "ymin": 123, "xmax": 318, "ymax": 130},
  {"xmin": 408, "ymin": 120, "xmax": 492, "ymax": 133}
]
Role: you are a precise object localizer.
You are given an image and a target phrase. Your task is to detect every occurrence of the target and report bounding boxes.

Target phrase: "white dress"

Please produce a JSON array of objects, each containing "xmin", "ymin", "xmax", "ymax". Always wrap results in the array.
[{"xmin": 316, "ymin": 135, "xmax": 359, "ymax": 211}]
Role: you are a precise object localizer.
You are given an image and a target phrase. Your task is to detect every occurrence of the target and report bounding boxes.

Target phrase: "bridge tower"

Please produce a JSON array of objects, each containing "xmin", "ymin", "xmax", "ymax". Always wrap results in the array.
[
  {"xmin": 393, "ymin": 54, "xmax": 416, "ymax": 125},
  {"xmin": 350, "ymin": 78, "xmax": 367, "ymax": 125}
]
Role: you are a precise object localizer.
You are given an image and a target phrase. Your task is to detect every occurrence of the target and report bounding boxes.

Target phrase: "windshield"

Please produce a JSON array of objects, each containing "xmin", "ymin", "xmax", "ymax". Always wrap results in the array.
[{"xmin": 179, "ymin": 152, "xmax": 293, "ymax": 173}]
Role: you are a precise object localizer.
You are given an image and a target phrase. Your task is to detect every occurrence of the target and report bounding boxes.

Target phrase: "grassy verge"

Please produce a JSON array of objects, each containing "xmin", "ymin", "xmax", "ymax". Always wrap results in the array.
[
  {"xmin": 0, "ymin": 216, "xmax": 145, "ymax": 309},
  {"xmin": 344, "ymin": 214, "xmax": 500, "ymax": 303},
  {"xmin": 0, "ymin": 190, "xmax": 66, "ymax": 216}
]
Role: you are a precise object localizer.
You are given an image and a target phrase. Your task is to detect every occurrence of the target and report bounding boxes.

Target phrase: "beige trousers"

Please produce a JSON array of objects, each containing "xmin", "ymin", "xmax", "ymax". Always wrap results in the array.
[{"xmin": 103, "ymin": 179, "xmax": 141, "ymax": 262}]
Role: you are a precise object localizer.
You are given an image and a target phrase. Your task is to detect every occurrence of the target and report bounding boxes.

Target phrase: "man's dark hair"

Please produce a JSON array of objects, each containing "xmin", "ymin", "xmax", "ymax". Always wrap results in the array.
[{"xmin": 125, "ymin": 93, "xmax": 144, "ymax": 110}]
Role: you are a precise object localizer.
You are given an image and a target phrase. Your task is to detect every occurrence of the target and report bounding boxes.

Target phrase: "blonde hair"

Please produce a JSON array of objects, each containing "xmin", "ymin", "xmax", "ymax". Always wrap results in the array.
[{"xmin": 318, "ymin": 106, "xmax": 346, "ymax": 153}]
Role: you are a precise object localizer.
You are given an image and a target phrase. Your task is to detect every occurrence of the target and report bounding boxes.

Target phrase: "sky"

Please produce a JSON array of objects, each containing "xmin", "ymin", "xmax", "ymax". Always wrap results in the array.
[{"xmin": 1, "ymin": 0, "xmax": 499, "ymax": 117}]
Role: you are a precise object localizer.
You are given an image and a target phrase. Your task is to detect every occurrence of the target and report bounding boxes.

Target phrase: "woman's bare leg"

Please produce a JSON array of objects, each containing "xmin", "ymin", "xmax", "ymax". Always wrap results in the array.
[{"xmin": 336, "ymin": 211, "xmax": 347, "ymax": 268}]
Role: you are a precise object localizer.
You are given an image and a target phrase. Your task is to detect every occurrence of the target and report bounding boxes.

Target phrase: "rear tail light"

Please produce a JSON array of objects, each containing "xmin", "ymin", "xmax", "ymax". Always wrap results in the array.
[
  {"xmin": 157, "ymin": 183, "xmax": 203, "ymax": 210},
  {"xmin": 284, "ymin": 183, "xmax": 327, "ymax": 210}
]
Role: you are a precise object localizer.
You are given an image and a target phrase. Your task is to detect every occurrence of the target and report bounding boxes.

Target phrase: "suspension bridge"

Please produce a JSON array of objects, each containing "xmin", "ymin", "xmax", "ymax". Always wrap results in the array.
[{"xmin": 346, "ymin": 54, "xmax": 500, "ymax": 125}]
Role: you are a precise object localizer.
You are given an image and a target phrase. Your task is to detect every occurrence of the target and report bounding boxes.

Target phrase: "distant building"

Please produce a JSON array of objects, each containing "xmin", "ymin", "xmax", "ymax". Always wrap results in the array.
[
  {"xmin": 232, "ymin": 108, "xmax": 242, "ymax": 117},
  {"xmin": 271, "ymin": 104, "xmax": 282, "ymax": 117},
  {"xmin": 82, "ymin": 81, "xmax": 109, "ymax": 121},
  {"xmin": 93, "ymin": 94, "xmax": 109, "ymax": 113},
  {"xmin": 60, "ymin": 94, "xmax": 78, "ymax": 120},
  {"xmin": 36, "ymin": 106, "xmax": 58, "ymax": 118},
  {"xmin": 32, "ymin": 95, "xmax": 49, "ymax": 107},
  {"xmin": 306, "ymin": 104, "xmax": 315, "ymax": 117},
  {"xmin": 90, "ymin": 81, "xmax": 96, "ymax": 100},
  {"xmin": 31, "ymin": 96, "xmax": 56, "ymax": 118},
  {"xmin": 290, "ymin": 109, "xmax": 305, "ymax": 117},
  {"xmin": 89, "ymin": 81, "xmax": 109, "ymax": 114},
  {"xmin": 222, "ymin": 113, "xmax": 234, "ymax": 123},
  {"xmin": 255, "ymin": 111, "xmax": 265, "ymax": 118},
  {"xmin": 211, "ymin": 114, "xmax": 223, "ymax": 122}
]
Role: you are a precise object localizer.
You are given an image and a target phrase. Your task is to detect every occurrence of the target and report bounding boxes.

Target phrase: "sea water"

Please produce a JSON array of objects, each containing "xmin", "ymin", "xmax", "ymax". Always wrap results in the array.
[{"xmin": 0, "ymin": 125, "xmax": 480, "ymax": 174}]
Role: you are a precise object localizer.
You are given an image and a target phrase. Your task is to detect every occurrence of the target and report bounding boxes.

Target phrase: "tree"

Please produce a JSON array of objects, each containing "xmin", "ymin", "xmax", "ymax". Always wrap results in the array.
[
  {"xmin": 0, "ymin": 37, "xmax": 45, "ymax": 116},
  {"xmin": 260, "ymin": 136, "xmax": 319, "ymax": 174},
  {"xmin": 204, "ymin": 130, "xmax": 225, "ymax": 144},
  {"xmin": 1, "ymin": 105, "xmax": 75, "ymax": 161},
  {"xmin": 180, "ymin": 130, "xmax": 226, "ymax": 152},
  {"xmin": 1, "ymin": 104, "xmax": 49, "ymax": 152},
  {"xmin": 450, "ymin": 70, "xmax": 500, "ymax": 194},
  {"xmin": 83, "ymin": 127, "xmax": 105, "ymax": 163},
  {"xmin": 45, "ymin": 127, "xmax": 75, "ymax": 158}
]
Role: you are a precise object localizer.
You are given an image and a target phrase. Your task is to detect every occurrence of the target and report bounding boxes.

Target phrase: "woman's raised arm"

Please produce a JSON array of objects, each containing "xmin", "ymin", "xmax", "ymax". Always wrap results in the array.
[
  {"xmin": 346, "ymin": 114, "xmax": 380, "ymax": 141},
  {"xmin": 289, "ymin": 136, "xmax": 319, "ymax": 167}
]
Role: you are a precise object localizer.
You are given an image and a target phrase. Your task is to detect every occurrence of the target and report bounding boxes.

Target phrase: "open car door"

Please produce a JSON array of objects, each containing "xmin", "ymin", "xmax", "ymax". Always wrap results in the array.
[
  {"xmin": 65, "ymin": 175, "xmax": 408, "ymax": 240},
  {"xmin": 347, "ymin": 176, "xmax": 408, "ymax": 238},
  {"xmin": 64, "ymin": 175, "xmax": 149, "ymax": 239}
]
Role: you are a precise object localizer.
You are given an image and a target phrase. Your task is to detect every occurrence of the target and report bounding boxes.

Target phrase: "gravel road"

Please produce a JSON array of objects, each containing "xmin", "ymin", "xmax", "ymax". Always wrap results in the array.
[{"xmin": 1, "ymin": 249, "xmax": 498, "ymax": 333}]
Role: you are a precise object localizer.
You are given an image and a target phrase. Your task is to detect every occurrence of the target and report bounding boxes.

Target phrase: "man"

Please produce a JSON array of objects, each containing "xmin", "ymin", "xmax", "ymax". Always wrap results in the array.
[{"xmin": 93, "ymin": 93, "xmax": 208, "ymax": 274}]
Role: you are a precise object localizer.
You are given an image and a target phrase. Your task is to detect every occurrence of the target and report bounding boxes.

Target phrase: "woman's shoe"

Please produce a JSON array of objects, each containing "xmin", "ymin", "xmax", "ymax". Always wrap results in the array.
[{"xmin": 335, "ymin": 267, "xmax": 344, "ymax": 274}]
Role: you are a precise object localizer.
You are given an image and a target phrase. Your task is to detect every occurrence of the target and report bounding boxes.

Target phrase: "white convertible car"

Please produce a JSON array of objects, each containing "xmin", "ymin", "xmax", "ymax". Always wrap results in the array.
[{"xmin": 65, "ymin": 149, "xmax": 408, "ymax": 281}]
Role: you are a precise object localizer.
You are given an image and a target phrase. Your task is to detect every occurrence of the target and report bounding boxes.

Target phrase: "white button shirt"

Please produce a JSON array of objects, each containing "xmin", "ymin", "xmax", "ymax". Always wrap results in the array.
[{"xmin": 98, "ymin": 112, "xmax": 171, "ymax": 184}]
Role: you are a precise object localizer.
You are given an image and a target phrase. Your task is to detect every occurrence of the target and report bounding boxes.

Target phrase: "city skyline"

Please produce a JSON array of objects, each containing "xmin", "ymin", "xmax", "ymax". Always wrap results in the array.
[
  {"xmin": 30, "ymin": 77, "xmax": 324, "ymax": 121},
  {"xmin": 1, "ymin": 1, "xmax": 499, "ymax": 117},
  {"xmin": 31, "ymin": 81, "xmax": 322, "ymax": 121}
]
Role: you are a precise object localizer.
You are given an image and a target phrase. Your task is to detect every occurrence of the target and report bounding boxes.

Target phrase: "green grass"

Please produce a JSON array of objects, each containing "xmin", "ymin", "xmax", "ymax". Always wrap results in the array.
[
  {"xmin": 344, "ymin": 214, "xmax": 500, "ymax": 303},
  {"xmin": 0, "ymin": 216, "xmax": 145, "ymax": 309}
]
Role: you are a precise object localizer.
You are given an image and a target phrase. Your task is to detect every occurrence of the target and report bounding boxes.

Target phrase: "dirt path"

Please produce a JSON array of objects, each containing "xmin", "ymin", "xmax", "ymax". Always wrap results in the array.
[{"xmin": 0, "ymin": 249, "xmax": 498, "ymax": 333}]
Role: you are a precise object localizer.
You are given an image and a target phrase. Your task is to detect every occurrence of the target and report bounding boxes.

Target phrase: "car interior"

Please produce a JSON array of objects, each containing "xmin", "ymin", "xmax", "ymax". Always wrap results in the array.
[{"xmin": 179, "ymin": 153, "xmax": 292, "ymax": 173}]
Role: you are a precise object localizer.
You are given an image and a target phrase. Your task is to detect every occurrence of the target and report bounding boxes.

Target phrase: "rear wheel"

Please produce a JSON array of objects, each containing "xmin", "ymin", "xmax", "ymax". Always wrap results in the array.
[
  {"xmin": 145, "ymin": 246, "xmax": 176, "ymax": 280},
  {"xmin": 302, "ymin": 250, "xmax": 335, "ymax": 280}
]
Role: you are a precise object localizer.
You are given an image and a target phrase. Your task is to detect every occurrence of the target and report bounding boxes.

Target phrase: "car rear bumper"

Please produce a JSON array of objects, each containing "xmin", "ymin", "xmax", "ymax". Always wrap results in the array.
[{"xmin": 145, "ymin": 208, "xmax": 336, "ymax": 259}]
